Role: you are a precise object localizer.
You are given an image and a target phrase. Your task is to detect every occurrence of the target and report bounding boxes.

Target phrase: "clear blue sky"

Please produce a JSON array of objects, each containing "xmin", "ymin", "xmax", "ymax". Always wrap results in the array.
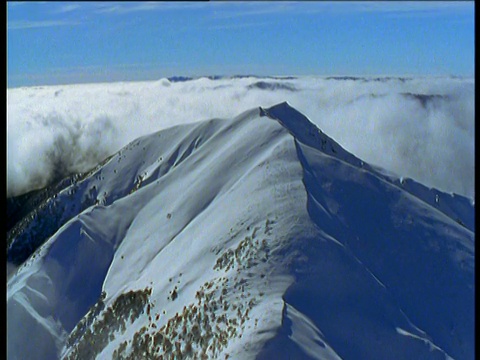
[{"xmin": 7, "ymin": 1, "xmax": 475, "ymax": 87}]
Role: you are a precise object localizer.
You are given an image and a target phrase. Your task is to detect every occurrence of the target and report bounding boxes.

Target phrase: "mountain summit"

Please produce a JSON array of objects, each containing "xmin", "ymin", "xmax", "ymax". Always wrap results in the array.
[{"xmin": 7, "ymin": 103, "xmax": 474, "ymax": 360}]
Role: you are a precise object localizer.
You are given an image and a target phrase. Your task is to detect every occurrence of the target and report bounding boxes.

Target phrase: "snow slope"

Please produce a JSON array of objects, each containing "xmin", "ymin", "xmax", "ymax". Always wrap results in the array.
[{"xmin": 7, "ymin": 103, "xmax": 474, "ymax": 360}]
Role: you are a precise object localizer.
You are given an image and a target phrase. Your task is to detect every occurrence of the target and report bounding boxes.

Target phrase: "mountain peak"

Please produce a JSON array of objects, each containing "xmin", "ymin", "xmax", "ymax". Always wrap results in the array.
[
  {"xmin": 260, "ymin": 101, "xmax": 323, "ymax": 143},
  {"xmin": 261, "ymin": 102, "xmax": 367, "ymax": 169}
]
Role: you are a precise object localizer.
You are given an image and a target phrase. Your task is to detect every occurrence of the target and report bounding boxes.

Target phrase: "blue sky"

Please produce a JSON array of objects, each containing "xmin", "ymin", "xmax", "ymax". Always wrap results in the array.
[{"xmin": 7, "ymin": 1, "xmax": 475, "ymax": 87}]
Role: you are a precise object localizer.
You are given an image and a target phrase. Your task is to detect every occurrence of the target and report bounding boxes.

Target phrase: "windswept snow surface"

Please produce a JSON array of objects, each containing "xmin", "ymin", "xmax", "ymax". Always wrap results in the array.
[{"xmin": 7, "ymin": 103, "xmax": 474, "ymax": 360}]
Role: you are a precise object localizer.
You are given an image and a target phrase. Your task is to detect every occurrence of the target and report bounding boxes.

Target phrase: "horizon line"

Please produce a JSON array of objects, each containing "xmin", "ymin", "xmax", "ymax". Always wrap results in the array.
[{"xmin": 7, "ymin": 73, "xmax": 475, "ymax": 89}]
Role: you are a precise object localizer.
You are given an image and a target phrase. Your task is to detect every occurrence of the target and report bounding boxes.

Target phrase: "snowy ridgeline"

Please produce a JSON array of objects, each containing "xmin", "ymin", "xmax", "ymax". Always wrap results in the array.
[{"xmin": 7, "ymin": 103, "xmax": 474, "ymax": 360}]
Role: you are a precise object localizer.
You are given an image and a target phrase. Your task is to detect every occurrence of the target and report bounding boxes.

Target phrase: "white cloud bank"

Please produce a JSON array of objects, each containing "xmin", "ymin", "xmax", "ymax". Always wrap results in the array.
[{"xmin": 7, "ymin": 76, "xmax": 474, "ymax": 199}]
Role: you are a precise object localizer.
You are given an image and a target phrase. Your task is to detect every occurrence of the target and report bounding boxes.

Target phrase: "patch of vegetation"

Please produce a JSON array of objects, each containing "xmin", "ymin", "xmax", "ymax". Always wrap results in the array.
[
  {"xmin": 64, "ymin": 288, "xmax": 152, "ymax": 359},
  {"xmin": 213, "ymin": 223, "xmax": 270, "ymax": 272},
  {"xmin": 113, "ymin": 277, "xmax": 259, "ymax": 360}
]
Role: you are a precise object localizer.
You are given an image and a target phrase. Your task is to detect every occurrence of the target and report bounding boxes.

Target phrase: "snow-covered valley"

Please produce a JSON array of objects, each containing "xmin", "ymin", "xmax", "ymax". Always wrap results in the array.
[{"xmin": 7, "ymin": 102, "xmax": 474, "ymax": 360}]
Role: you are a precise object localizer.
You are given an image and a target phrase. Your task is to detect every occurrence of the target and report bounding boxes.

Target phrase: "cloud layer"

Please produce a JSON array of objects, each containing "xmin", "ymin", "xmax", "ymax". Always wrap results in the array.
[{"xmin": 7, "ymin": 76, "xmax": 474, "ymax": 199}]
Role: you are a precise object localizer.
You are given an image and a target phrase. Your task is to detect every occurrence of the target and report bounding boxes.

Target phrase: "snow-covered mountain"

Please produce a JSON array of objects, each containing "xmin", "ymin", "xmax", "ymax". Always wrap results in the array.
[{"xmin": 7, "ymin": 103, "xmax": 474, "ymax": 360}]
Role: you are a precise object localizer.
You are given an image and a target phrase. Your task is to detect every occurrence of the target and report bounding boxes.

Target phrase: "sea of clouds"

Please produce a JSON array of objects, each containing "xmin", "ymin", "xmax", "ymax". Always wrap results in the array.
[{"xmin": 7, "ymin": 76, "xmax": 474, "ymax": 199}]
